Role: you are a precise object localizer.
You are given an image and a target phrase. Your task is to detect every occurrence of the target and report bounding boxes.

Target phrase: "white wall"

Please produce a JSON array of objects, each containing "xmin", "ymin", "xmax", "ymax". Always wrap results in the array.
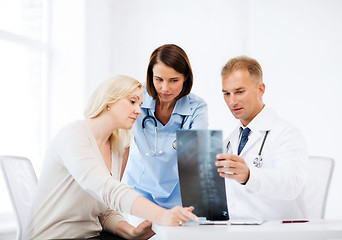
[
  {"xmin": 82, "ymin": 0, "xmax": 342, "ymax": 219},
  {"xmin": 247, "ymin": 0, "xmax": 342, "ymax": 219},
  {"xmin": 247, "ymin": 0, "xmax": 342, "ymax": 134},
  {"xmin": 48, "ymin": 0, "xmax": 86, "ymax": 141},
  {"xmin": 40, "ymin": 0, "xmax": 342, "ymax": 219}
]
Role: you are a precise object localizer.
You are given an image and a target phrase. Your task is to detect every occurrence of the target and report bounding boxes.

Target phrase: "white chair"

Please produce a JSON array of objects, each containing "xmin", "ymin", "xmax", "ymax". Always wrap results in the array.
[
  {"xmin": 298, "ymin": 156, "xmax": 334, "ymax": 219},
  {"xmin": 0, "ymin": 156, "xmax": 38, "ymax": 240}
]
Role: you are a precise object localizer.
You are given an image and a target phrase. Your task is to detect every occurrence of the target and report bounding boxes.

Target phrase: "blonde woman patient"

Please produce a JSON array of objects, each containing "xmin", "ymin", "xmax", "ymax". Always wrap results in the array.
[{"xmin": 26, "ymin": 75, "xmax": 197, "ymax": 240}]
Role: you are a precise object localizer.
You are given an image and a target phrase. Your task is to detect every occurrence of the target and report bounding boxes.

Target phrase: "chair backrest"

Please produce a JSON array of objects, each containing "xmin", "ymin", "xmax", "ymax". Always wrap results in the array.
[
  {"xmin": 298, "ymin": 156, "xmax": 334, "ymax": 219},
  {"xmin": 0, "ymin": 156, "xmax": 38, "ymax": 240}
]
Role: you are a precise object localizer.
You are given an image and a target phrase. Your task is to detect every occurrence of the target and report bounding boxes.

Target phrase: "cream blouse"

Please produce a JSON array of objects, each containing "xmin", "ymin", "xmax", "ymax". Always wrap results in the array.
[{"xmin": 26, "ymin": 120, "xmax": 140, "ymax": 240}]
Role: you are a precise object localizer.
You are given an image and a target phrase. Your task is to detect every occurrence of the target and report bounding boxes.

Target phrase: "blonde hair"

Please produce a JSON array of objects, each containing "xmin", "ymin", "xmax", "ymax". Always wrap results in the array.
[
  {"xmin": 221, "ymin": 56, "xmax": 263, "ymax": 84},
  {"xmin": 84, "ymin": 75, "xmax": 143, "ymax": 156}
]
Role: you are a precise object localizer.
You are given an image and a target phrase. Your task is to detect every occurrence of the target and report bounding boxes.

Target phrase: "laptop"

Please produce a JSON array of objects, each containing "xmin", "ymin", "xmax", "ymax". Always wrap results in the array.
[{"xmin": 176, "ymin": 129, "xmax": 229, "ymax": 222}]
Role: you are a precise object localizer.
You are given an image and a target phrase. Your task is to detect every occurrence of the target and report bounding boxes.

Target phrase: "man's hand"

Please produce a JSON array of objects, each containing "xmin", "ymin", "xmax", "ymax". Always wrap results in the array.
[{"xmin": 215, "ymin": 153, "xmax": 250, "ymax": 184}]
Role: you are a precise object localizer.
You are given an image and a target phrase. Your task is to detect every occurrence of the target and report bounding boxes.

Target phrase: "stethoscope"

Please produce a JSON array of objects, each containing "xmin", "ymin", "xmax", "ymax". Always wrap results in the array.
[
  {"xmin": 142, "ymin": 109, "xmax": 186, "ymax": 156},
  {"xmin": 225, "ymin": 130, "xmax": 270, "ymax": 168}
]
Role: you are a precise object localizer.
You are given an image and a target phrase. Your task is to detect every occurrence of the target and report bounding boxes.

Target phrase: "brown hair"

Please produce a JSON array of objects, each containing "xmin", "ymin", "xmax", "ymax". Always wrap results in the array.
[
  {"xmin": 146, "ymin": 44, "xmax": 193, "ymax": 100},
  {"xmin": 221, "ymin": 56, "xmax": 263, "ymax": 83}
]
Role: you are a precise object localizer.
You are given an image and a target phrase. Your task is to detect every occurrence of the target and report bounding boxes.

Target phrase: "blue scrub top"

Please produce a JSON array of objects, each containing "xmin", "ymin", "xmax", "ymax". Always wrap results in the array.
[{"xmin": 125, "ymin": 89, "xmax": 208, "ymax": 209}]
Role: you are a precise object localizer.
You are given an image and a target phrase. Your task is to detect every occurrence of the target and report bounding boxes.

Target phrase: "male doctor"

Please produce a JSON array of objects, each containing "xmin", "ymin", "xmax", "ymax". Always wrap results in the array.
[{"xmin": 215, "ymin": 56, "xmax": 308, "ymax": 220}]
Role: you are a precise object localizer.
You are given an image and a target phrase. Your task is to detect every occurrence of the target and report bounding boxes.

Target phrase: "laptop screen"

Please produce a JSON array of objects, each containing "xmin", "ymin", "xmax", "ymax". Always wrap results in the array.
[{"xmin": 176, "ymin": 129, "xmax": 229, "ymax": 221}]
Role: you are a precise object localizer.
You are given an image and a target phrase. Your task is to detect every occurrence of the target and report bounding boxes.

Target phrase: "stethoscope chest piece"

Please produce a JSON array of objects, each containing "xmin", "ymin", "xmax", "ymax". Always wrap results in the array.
[
  {"xmin": 252, "ymin": 130, "xmax": 270, "ymax": 168},
  {"xmin": 226, "ymin": 130, "xmax": 269, "ymax": 168},
  {"xmin": 253, "ymin": 155, "xmax": 263, "ymax": 168},
  {"xmin": 172, "ymin": 140, "xmax": 177, "ymax": 150}
]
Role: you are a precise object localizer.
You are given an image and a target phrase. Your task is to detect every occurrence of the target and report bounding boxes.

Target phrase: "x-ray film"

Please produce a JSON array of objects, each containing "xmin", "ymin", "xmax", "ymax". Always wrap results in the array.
[{"xmin": 176, "ymin": 129, "xmax": 229, "ymax": 221}]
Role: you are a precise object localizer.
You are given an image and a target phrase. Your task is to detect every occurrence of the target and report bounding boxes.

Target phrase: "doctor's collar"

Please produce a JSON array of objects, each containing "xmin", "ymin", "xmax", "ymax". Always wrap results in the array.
[
  {"xmin": 239, "ymin": 105, "xmax": 272, "ymax": 133},
  {"xmin": 141, "ymin": 91, "xmax": 191, "ymax": 116},
  {"xmin": 173, "ymin": 95, "xmax": 191, "ymax": 116}
]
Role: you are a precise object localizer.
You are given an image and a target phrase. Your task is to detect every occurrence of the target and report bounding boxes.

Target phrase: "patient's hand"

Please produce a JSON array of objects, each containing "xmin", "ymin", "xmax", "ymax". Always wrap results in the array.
[
  {"xmin": 115, "ymin": 220, "xmax": 154, "ymax": 240},
  {"xmin": 131, "ymin": 220, "xmax": 155, "ymax": 239},
  {"xmin": 156, "ymin": 206, "xmax": 198, "ymax": 226}
]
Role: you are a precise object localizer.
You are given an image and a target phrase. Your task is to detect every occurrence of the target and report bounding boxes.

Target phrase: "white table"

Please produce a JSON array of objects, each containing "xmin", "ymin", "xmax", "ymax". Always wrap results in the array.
[{"xmin": 152, "ymin": 219, "xmax": 342, "ymax": 240}]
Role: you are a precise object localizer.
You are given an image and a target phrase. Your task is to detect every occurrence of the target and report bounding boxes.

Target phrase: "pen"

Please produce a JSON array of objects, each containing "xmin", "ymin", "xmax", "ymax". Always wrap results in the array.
[{"xmin": 282, "ymin": 220, "xmax": 309, "ymax": 223}]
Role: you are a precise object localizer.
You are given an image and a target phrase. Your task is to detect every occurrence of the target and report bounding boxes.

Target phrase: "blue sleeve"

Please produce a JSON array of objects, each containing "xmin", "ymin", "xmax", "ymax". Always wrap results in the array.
[{"xmin": 189, "ymin": 97, "xmax": 208, "ymax": 129}]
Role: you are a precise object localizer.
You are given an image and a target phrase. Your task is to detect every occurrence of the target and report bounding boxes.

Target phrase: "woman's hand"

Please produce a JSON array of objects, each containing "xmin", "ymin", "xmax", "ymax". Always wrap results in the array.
[
  {"xmin": 131, "ymin": 220, "xmax": 155, "ymax": 239},
  {"xmin": 131, "ymin": 196, "xmax": 198, "ymax": 227},
  {"xmin": 115, "ymin": 220, "xmax": 154, "ymax": 240},
  {"xmin": 156, "ymin": 206, "xmax": 198, "ymax": 226}
]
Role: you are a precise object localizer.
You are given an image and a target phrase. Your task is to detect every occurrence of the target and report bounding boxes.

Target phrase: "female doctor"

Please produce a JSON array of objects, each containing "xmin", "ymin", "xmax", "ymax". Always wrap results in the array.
[{"xmin": 125, "ymin": 44, "xmax": 208, "ymax": 210}]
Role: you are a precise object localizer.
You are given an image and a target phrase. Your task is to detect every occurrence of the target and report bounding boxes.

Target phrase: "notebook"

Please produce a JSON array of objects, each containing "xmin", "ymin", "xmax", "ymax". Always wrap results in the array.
[{"xmin": 176, "ymin": 129, "xmax": 229, "ymax": 221}]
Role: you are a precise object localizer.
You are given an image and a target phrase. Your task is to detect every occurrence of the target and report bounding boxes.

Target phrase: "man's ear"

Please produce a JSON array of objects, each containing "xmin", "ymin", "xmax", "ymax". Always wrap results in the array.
[{"xmin": 258, "ymin": 83, "xmax": 265, "ymax": 99}]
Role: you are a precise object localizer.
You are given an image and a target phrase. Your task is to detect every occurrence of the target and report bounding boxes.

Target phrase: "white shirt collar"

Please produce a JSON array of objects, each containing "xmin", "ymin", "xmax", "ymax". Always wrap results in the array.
[{"xmin": 239, "ymin": 105, "xmax": 276, "ymax": 133}]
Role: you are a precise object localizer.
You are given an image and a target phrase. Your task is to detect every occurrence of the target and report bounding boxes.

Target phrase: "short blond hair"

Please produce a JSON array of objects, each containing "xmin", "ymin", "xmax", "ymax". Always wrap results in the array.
[
  {"xmin": 84, "ymin": 75, "xmax": 143, "ymax": 155},
  {"xmin": 221, "ymin": 56, "xmax": 263, "ymax": 83}
]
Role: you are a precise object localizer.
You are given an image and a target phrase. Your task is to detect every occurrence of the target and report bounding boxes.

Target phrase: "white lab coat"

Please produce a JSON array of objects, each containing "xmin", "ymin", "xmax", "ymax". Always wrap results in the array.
[{"xmin": 224, "ymin": 106, "xmax": 308, "ymax": 220}]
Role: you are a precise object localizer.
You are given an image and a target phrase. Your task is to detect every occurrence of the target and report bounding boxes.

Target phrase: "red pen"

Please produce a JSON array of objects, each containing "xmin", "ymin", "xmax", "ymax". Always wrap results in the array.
[{"xmin": 282, "ymin": 220, "xmax": 309, "ymax": 223}]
